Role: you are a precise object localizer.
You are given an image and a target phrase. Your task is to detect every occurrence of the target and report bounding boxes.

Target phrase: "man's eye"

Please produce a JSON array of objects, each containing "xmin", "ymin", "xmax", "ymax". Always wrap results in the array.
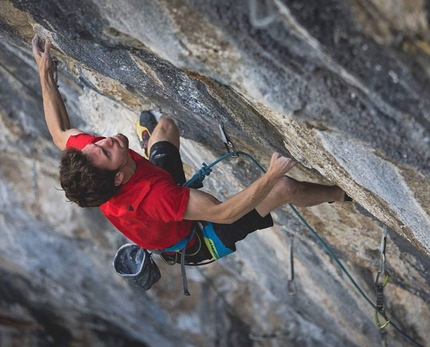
[{"xmin": 100, "ymin": 147, "xmax": 110, "ymax": 158}]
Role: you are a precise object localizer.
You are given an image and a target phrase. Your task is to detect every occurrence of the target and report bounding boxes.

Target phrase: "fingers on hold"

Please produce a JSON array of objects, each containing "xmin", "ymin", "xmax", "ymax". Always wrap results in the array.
[
  {"xmin": 32, "ymin": 37, "xmax": 44, "ymax": 52},
  {"xmin": 32, "ymin": 46, "xmax": 41, "ymax": 58},
  {"xmin": 44, "ymin": 40, "xmax": 51, "ymax": 53},
  {"xmin": 31, "ymin": 37, "xmax": 40, "ymax": 54}
]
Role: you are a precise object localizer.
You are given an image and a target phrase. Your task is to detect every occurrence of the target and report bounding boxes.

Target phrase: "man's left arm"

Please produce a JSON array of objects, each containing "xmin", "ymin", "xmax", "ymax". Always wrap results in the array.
[
  {"xmin": 184, "ymin": 153, "xmax": 297, "ymax": 224},
  {"xmin": 32, "ymin": 34, "xmax": 82, "ymax": 150}
]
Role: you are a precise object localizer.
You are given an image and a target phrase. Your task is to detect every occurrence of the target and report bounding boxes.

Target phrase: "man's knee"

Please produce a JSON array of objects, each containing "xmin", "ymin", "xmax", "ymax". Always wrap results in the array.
[
  {"xmin": 156, "ymin": 117, "xmax": 178, "ymax": 133},
  {"xmin": 149, "ymin": 117, "xmax": 180, "ymax": 150}
]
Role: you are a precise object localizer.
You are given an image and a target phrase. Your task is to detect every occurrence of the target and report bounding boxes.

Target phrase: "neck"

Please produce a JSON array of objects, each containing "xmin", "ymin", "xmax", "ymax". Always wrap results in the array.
[{"xmin": 121, "ymin": 157, "xmax": 137, "ymax": 184}]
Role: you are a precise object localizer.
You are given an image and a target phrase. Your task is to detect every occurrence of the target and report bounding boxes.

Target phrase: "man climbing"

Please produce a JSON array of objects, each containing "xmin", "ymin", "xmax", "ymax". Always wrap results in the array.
[{"xmin": 32, "ymin": 34, "xmax": 348, "ymax": 265}]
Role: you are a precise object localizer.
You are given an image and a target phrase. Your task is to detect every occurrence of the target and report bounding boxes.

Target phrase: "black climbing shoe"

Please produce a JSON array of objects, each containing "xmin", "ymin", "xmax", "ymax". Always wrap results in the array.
[
  {"xmin": 329, "ymin": 192, "xmax": 355, "ymax": 204},
  {"xmin": 344, "ymin": 193, "xmax": 354, "ymax": 203}
]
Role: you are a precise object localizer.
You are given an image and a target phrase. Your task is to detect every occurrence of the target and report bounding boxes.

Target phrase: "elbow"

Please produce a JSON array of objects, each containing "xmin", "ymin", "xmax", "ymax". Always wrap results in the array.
[
  {"xmin": 222, "ymin": 213, "xmax": 239, "ymax": 225},
  {"xmin": 52, "ymin": 130, "xmax": 72, "ymax": 151},
  {"xmin": 211, "ymin": 208, "xmax": 239, "ymax": 225},
  {"xmin": 53, "ymin": 138, "xmax": 66, "ymax": 151}
]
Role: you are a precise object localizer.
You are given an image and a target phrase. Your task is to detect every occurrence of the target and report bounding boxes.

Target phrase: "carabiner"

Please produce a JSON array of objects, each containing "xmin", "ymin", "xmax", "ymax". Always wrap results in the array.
[
  {"xmin": 218, "ymin": 123, "xmax": 239, "ymax": 158},
  {"xmin": 378, "ymin": 226, "xmax": 388, "ymax": 274},
  {"xmin": 287, "ymin": 279, "xmax": 297, "ymax": 296},
  {"xmin": 374, "ymin": 270, "xmax": 390, "ymax": 328},
  {"xmin": 375, "ymin": 310, "xmax": 391, "ymax": 329},
  {"xmin": 375, "ymin": 271, "xmax": 390, "ymax": 287}
]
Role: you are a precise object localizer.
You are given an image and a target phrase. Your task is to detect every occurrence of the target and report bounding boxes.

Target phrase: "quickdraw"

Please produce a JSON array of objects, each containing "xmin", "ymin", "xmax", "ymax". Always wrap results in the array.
[
  {"xmin": 218, "ymin": 123, "xmax": 238, "ymax": 157},
  {"xmin": 375, "ymin": 225, "xmax": 391, "ymax": 329},
  {"xmin": 287, "ymin": 235, "xmax": 297, "ymax": 296}
]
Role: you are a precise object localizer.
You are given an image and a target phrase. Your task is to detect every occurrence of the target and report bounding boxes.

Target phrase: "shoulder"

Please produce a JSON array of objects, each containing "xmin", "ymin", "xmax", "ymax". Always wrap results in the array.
[{"xmin": 55, "ymin": 129, "xmax": 84, "ymax": 151}]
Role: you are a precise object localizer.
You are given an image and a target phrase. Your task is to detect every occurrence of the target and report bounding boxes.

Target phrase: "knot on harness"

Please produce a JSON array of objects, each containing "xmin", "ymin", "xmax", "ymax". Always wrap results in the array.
[
  {"xmin": 185, "ymin": 163, "xmax": 212, "ymax": 188},
  {"xmin": 198, "ymin": 163, "xmax": 212, "ymax": 178}
]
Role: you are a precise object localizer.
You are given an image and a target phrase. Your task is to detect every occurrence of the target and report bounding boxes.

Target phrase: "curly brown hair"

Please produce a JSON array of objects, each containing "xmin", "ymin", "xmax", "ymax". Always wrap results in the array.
[{"xmin": 59, "ymin": 148, "xmax": 121, "ymax": 207}]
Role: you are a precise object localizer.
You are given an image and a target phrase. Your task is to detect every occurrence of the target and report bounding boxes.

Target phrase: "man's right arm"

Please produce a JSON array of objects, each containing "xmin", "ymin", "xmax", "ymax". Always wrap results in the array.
[{"xmin": 32, "ymin": 34, "xmax": 81, "ymax": 150}]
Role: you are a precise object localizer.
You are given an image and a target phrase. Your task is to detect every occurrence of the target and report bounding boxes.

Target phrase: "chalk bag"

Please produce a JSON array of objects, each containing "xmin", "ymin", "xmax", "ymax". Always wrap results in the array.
[{"xmin": 113, "ymin": 244, "xmax": 161, "ymax": 290}]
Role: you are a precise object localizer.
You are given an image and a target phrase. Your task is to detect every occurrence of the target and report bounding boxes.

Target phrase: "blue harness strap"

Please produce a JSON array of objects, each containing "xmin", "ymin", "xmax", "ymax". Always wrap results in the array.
[
  {"xmin": 199, "ymin": 222, "xmax": 234, "ymax": 260},
  {"xmin": 163, "ymin": 230, "xmax": 195, "ymax": 252},
  {"xmin": 161, "ymin": 222, "xmax": 235, "ymax": 260},
  {"xmin": 161, "ymin": 228, "xmax": 196, "ymax": 296},
  {"xmin": 162, "ymin": 223, "xmax": 234, "ymax": 260}
]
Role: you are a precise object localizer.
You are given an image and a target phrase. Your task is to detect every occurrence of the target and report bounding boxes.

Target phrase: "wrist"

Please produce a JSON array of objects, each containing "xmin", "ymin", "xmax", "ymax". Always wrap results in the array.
[
  {"xmin": 263, "ymin": 170, "xmax": 279, "ymax": 185},
  {"xmin": 40, "ymin": 71, "xmax": 56, "ymax": 87}
]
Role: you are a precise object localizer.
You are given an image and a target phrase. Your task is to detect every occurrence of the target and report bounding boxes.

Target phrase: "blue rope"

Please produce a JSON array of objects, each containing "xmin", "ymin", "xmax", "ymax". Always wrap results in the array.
[
  {"xmin": 185, "ymin": 151, "xmax": 423, "ymax": 347},
  {"xmin": 184, "ymin": 152, "xmax": 235, "ymax": 188}
]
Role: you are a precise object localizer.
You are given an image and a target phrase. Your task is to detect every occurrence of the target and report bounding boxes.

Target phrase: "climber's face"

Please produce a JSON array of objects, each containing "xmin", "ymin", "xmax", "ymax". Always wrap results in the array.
[{"xmin": 82, "ymin": 134, "xmax": 130, "ymax": 171}]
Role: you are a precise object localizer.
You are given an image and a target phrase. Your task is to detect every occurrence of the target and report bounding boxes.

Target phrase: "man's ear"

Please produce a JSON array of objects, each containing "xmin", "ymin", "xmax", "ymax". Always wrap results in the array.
[{"xmin": 114, "ymin": 171, "xmax": 124, "ymax": 186}]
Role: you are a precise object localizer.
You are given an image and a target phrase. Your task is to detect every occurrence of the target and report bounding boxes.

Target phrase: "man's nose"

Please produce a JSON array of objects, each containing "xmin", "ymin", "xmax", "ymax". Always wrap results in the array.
[{"xmin": 105, "ymin": 137, "xmax": 114, "ymax": 147}]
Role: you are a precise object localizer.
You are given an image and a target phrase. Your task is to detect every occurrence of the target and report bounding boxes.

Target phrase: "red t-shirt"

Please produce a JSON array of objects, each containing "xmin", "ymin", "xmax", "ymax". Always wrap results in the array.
[{"xmin": 66, "ymin": 133, "xmax": 193, "ymax": 249}]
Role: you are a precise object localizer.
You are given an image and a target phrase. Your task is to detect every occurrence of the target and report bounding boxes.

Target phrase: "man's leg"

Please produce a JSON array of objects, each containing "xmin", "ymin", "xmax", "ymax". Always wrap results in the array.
[
  {"xmin": 147, "ymin": 118, "xmax": 213, "ymax": 263},
  {"xmin": 256, "ymin": 176, "xmax": 345, "ymax": 217},
  {"xmin": 144, "ymin": 117, "xmax": 186, "ymax": 185},
  {"xmin": 210, "ymin": 209, "xmax": 274, "ymax": 253},
  {"xmin": 146, "ymin": 118, "xmax": 344, "ymax": 213},
  {"xmin": 148, "ymin": 117, "xmax": 180, "ymax": 151}
]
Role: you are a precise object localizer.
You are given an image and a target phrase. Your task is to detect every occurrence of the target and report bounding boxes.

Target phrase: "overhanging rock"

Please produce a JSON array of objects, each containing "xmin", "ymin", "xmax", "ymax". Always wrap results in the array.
[{"xmin": 0, "ymin": 0, "xmax": 429, "ymax": 346}]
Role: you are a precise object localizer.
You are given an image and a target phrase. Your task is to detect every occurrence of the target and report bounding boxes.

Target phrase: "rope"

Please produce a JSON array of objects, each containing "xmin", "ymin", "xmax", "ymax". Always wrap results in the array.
[
  {"xmin": 185, "ymin": 151, "xmax": 423, "ymax": 347},
  {"xmin": 184, "ymin": 152, "xmax": 233, "ymax": 188},
  {"xmin": 289, "ymin": 205, "xmax": 421, "ymax": 346}
]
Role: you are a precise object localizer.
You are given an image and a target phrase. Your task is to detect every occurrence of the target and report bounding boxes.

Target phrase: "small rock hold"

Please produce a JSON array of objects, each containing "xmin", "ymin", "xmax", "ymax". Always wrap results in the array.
[{"xmin": 388, "ymin": 70, "xmax": 399, "ymax": 84}]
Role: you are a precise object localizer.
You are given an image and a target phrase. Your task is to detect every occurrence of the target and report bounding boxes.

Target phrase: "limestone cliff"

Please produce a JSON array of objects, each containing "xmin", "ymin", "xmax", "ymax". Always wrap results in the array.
[{"xmin": 0, "ymin": 0, "xmax": 429, "ymax": 346}]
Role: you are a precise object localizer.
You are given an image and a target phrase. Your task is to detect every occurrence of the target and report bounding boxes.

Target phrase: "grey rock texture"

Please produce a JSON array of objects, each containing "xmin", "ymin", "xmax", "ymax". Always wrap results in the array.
[{"xmin": 0, "ymin": 0, "xmax": 429, "ymax": 346}]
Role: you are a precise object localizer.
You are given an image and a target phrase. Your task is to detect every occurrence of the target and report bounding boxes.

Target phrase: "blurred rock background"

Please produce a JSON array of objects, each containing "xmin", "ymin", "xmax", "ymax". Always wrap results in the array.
[{"xmin": 0, "ymin": 0, "xmax": 429, "ymax": 346}]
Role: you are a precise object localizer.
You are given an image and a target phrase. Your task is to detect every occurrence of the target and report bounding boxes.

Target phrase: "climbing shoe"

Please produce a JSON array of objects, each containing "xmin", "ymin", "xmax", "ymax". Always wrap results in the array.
[
  {"xmin": 344, "ymin": 193, "xmax": 355, "ymax": 203},
  {"xmin": 329, "ymin": 192, "xmax": 355, "ymax": 204},
  {"xmin": 136, "ymin": 111, "xmax": 157, "ymax": 159}
]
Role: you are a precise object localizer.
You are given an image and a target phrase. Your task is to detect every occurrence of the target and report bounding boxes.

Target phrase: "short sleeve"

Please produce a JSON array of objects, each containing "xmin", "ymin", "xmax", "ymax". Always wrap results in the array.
[
  {"xmin": 136, "ymin": 179, "xmax": 190, "ymax": 223},
  {"xmin": 66, "ymin": 133, "xmax": 105, "ymax": 150}
]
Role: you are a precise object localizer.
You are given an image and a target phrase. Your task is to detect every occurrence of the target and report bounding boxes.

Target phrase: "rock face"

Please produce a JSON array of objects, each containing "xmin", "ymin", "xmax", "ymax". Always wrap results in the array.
[{"xmin": 0, "ymin": 0, "xmax": 429, "ymax": 346}]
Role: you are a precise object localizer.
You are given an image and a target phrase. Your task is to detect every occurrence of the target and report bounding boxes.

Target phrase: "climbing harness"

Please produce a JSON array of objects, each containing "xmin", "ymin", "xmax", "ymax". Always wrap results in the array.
[
  {"xmin": 199, "ymin": 221, "xmax": 235, "ymax": 260},
  {"xmin": 375, "ymin": 225, "xmax": 391, "ymax": 329},
  {"xmin": 287, "ymin": 235, "xmax": 297, "ymax": 296},
  {"xmin": 158, "ymin": 221, "xmax": 226, "ymax": 296},
  {"xmin": 178, "ymin": 231, "xmax": 195, "ymax": 296}
]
